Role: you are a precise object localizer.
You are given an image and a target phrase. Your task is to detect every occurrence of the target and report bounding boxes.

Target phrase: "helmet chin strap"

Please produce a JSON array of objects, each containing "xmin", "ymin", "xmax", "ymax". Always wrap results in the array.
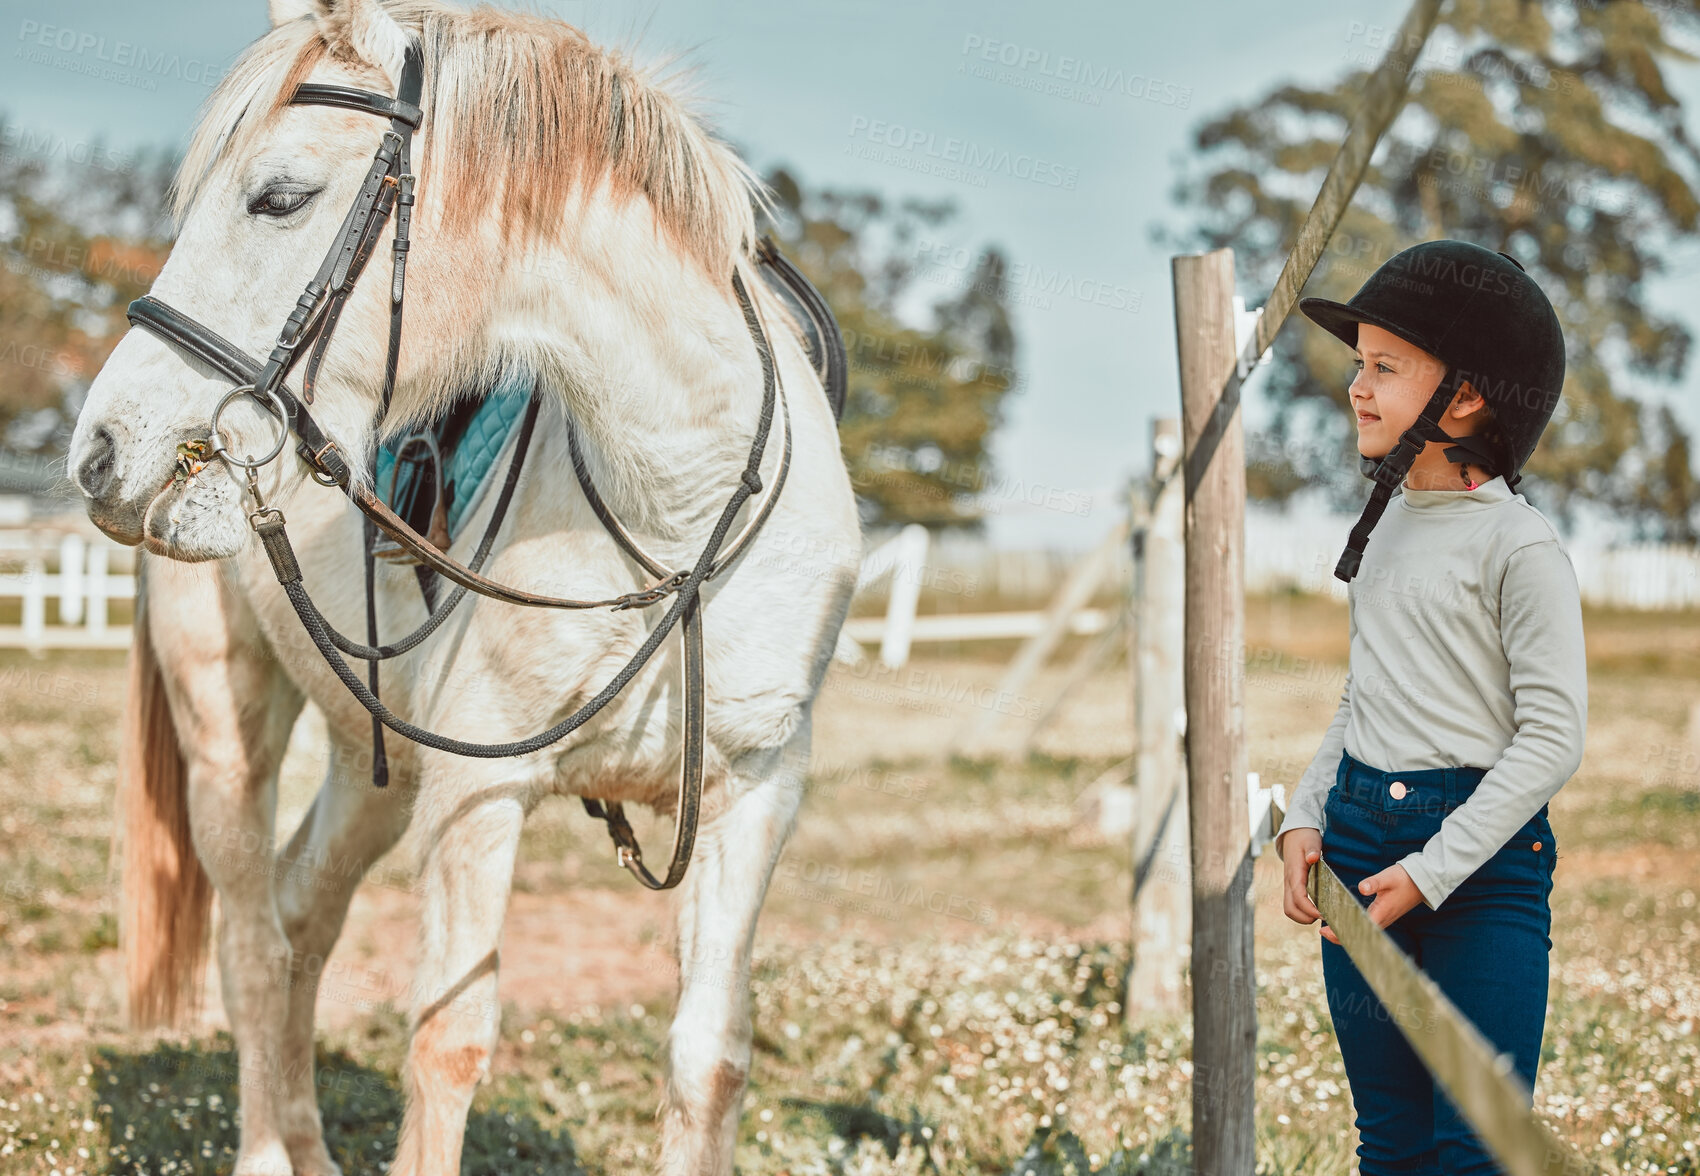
[
  {"xmin": 1435, "ymin": 432, "xmax": 1504, "ymax": 490},
  {"xmin": 1336, "ymin": 365, "xmax": 1466, "ymax": 583},
  {"xmin": 1361, "ymin": 431, "xmax": 1499, "ymax": 483}
]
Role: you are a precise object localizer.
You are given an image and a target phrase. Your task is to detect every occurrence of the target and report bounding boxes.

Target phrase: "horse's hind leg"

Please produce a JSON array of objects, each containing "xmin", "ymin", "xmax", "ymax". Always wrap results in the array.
[
  {"xmin": 272, "ymin": 734, "xmax": 416, "ymax": 1176},
  {"xmin": 658, "ymin": 709, "xmax": 813, "ymax": 1176},
  {"xmin": 147, "ymin": 569, "xmax": 305, "ymax": 1176},
  {"xmin": 390, "ymin": 772, "xmax": 529, "ymax": 1176}
]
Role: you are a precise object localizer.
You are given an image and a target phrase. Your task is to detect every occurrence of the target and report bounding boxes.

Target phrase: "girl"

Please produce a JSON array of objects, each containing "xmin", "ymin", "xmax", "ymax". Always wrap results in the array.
[{"xmin": 1274, "ymin": 240, "xmax": 1587, "ymax": 1175}]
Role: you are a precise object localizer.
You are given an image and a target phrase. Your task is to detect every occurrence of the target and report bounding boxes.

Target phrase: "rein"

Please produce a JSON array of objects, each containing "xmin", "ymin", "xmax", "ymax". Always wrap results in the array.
[{"xmin": 124, "ymin": 41, "xmax": 793, "ymax": 890}]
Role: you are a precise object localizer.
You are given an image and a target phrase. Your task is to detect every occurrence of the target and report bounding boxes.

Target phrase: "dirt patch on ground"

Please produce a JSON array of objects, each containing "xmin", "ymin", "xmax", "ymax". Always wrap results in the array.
[{"xmin": 284, "ymin": 874, "xmax": 1141, "ymax": 1034}]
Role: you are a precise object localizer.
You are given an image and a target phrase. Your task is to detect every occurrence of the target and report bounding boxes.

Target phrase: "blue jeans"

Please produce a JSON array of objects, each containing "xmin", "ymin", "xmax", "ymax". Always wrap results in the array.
[{"xmin": 1318, "ymin": 749, "xmax": 1557, "ymax": 1176}]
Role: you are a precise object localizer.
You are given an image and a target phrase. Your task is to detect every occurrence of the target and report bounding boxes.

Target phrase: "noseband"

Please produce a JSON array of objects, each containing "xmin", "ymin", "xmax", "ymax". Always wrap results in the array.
[{"xmin": 124, "ymin": 42, "xmax": 795, "ymax": 891}]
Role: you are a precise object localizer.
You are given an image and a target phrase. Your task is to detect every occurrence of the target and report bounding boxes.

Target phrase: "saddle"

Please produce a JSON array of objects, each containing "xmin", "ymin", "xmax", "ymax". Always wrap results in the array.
[{"xmin": 371, "ymin": 234, "xmax": 845, "ymax": 610}]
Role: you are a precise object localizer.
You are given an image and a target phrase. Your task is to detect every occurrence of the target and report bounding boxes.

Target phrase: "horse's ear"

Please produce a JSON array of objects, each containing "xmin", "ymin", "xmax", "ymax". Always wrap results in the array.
[
  {"xmin": 314, "ymin": 0, "xmax": 411, "ymax": 89},
  {"xmin": 269, "ymin": 0, "xmax": 322, "ymax": 27}
]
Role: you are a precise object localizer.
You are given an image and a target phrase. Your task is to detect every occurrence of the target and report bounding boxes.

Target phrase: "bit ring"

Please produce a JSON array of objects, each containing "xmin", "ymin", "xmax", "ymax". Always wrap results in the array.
[{"xmin": 209, "ymin": 383, "xmax": 291, "ymax": 470}]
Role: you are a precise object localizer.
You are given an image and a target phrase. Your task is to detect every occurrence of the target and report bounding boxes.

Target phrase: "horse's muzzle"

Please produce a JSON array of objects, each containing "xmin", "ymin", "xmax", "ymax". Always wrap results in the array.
[{"xmin": 72, "ymin": 423, "xmax": 148, "ymax": 545}]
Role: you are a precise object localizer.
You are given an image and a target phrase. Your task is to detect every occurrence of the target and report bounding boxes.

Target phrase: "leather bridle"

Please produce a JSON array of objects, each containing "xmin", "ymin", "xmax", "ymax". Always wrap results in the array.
[{"xmin": 123, "ymin": 41, "xmax": 795, "ymax": 890}]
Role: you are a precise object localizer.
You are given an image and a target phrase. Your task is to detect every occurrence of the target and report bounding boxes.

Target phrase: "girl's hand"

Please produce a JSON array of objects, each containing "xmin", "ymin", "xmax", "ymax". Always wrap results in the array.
[
  {"xmin": 1282, "ymin": 834, "xmax": 1425, "ymax": 945},
  {"xmin": 1280, "ymin": 830, "xmax": 1325, "ymax": 926},
  {"xmin": 1325, "ymin": 864, "xmax": 1424, "ymax": 945}
]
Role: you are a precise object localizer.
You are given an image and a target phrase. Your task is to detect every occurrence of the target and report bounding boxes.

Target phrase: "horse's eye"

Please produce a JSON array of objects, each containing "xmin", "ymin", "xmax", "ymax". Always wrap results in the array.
[{"xmin": 249, "ymin": 186, "xmax": 319, "ymax": 218}]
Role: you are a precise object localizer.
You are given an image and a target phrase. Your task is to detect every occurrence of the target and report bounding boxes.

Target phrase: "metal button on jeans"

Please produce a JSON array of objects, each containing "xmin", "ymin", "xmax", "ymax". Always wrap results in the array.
[{"xmin": 1389, "ymin": 780, "xmax": 1407, "ymax": 799}]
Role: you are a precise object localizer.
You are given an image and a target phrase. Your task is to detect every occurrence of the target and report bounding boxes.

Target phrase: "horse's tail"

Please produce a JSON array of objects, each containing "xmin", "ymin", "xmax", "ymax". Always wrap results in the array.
[{"xmin": 118, "ymin": 559, "xmax": 212, "ymax": 1029}]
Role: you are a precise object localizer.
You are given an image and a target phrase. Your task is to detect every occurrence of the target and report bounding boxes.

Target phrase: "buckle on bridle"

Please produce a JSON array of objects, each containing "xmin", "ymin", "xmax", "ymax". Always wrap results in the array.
[
  {"xmin": 296, "ymin": 438, "xmax": 349, "ymax": 487},
  {"xmin": 612, "ymin": 569, "xmax": 691, "ymax": 610}
]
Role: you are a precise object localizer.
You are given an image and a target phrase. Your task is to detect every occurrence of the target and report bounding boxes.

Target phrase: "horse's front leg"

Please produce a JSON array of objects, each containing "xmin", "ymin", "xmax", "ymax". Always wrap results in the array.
[
  {"xmin": 272, "ymin": 731, "xmax": 417, "ymax": 1176},
  {"xmin": 657, "ymin": 709, "xmax": 812, "ymax": 1176},
  {"xmin": 390, "ymin": 767, "xmax": 530, "ymax": 1176},
  {"xmin": 147, "ymin": 566, "xmax": 305, "ymax": 1176}
]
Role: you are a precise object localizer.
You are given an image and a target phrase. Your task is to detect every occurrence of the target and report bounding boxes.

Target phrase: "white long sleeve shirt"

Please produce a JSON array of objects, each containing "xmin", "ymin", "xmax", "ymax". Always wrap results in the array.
[{"xmin": 1273, "ymin": 473, "xmax": 1588, "ymax": 910}]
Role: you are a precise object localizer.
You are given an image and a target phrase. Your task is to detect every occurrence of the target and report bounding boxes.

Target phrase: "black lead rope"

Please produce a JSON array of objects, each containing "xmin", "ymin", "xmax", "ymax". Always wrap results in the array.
[{"xmin": 362, "ymin": 512, "xmax": 388, "ymax": 788}]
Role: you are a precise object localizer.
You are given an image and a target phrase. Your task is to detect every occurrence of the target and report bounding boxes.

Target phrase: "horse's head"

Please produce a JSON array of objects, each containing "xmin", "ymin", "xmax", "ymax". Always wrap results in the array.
[
  {"xmin": 70, "ymin": 0, "xmax": 425, "ymax": 560},
  {"xmin": 73, "ymin": 0, "xmax": 766, "ymax": 562}
]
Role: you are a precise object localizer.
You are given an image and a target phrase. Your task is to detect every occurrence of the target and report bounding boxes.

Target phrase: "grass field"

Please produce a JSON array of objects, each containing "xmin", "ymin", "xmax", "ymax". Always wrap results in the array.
[{"xmin": 0, "ymin": 593, "xmax": 1696, "ymax": 1174}]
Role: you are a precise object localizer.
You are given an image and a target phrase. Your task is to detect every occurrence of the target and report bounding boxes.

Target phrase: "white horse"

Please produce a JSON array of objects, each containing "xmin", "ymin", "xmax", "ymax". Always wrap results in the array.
[{"xmin": 68, "ymin": 1, "xmax": 860, "ymax": 1172}]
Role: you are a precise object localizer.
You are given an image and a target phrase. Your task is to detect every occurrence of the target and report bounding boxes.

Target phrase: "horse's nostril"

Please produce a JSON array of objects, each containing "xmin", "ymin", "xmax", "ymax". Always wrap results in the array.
[{"xmin": 76, "ymin": 425, "xmax": 119, "ymax": 500}]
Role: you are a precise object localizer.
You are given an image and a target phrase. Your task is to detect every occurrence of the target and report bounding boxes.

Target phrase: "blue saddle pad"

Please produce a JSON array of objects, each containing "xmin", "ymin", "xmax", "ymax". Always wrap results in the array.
[{"xmin": 373, "ymin": 371, "xmax": 533, "ymax": 542}]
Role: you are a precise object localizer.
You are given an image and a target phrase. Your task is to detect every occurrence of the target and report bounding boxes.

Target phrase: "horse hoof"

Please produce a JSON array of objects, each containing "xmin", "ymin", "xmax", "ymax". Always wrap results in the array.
[
  {"xmin": 291, "ymin": 1159, "xmax": 343, "ymax": 1176},
  {"xmin": 294, "ymin": 1162, "xmax": 344, "ymax": 1176},
  {"xmin": 285, "ymin": 1137, "xmax": 345, "ymax": 1176},
  {"xmin": 232, "ymin": 1143, "xmax": 295, "ymax": 1176}
]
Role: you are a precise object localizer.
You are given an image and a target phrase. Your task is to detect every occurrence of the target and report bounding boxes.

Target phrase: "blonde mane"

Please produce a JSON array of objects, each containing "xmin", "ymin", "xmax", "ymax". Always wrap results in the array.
[{"xmin": 172, "ymin": 0, "xmax": 767, "ymax": 278}]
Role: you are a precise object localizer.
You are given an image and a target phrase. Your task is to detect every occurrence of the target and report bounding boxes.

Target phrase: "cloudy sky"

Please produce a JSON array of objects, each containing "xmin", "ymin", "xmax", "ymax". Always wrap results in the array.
[{"xmin": 5, "ymin": 0, "xmax": 1697, "ymax": 548}]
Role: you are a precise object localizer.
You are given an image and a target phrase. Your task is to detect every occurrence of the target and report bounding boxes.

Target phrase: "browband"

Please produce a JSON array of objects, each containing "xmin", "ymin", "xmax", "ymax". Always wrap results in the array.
[{"xmin": 292, "ymin": 83, "xmax": 422, "ymax": 129}]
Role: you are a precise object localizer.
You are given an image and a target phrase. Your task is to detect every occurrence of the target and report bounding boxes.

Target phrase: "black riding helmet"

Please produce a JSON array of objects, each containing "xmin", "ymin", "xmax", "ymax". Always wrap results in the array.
[{"xmin": 1298, "ymin": 239, "xmax": 1566, "ymax": 582}]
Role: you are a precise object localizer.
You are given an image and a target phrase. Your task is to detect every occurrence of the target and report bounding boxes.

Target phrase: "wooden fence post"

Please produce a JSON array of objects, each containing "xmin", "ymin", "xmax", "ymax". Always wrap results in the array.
[
  {"xmin": 1173, "ymin": 248, "xmax": 1253, "ymax": 1175},
  {"xmin": 21, "ymin": 553, "xmax": 46, "ymax": 653},
  {"xmin": 879, "ymin": 524, "xmax": 928, "ymax": 668},
  {"xmin": 87, "ymin": 543, "xmax": 109, "ymax": 634},
  {"xmin": 1128, "ymin": 418, "xmax": 1189, "ymax": 1016},
  {"xmin": 58, "ymin": 533, "xmax": 85, "ymax": 626}
]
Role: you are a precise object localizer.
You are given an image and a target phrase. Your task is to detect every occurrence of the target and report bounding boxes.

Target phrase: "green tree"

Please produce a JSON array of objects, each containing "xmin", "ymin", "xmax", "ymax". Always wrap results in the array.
[
  {"xmin": 758, "ymin": 166, "xmax": 1019, "ymax": 531},
  {"xmin": 1163, "ymin": 0, "xmax": 1700, "ymax": 541},
  {"xmin": 0, "ymin": 119, "xmax": 173, "ymax": 483}
]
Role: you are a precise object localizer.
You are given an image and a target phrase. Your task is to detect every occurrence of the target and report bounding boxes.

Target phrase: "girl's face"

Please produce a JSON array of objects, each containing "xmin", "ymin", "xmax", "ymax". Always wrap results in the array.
[{"xmin": 1348, "ymin": 322, "xmax": 1480, "ymax": 457}]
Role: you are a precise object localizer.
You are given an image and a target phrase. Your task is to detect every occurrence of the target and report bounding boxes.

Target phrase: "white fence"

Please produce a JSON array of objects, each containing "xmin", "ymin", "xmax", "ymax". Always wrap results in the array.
[
  {"xmin": 1571, "ymin": 542, "xmax": 1700, "ymax": 610},
  {"xmin": 872, "ymin": 525, "xmax": 1700, "ymax": 613},
  {"xmin": 0, "ymin": 519, "xmax": 1693, "ymax": 652},
  {"xmin": 0, "ymin": 526, "xmax": 137, "ymax": 650},
  {"xmin": 1241, "ymin": 509, "xmax": 1700, "ymax": 610}
]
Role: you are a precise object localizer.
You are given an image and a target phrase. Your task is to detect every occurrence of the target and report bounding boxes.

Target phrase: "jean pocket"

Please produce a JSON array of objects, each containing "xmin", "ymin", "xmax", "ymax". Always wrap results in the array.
[
  {"xmin": 1467, "ymin": 818, "xmax": 1552, "ymax": 891},
  {"xmin": 1535, "ymin": 813, "xmax": 1558, "ymax": 873},
  {"xmin": 1320, "ymin": 785, "xmax": 1354, "ymax": 842},
  {"xmin": 1320, "ymin": 789, "xmax": 1345, "ymax": 852},
  {"xmin": 1320, "ymin": 787, "xmax": 1384, "ymax": 865}
]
